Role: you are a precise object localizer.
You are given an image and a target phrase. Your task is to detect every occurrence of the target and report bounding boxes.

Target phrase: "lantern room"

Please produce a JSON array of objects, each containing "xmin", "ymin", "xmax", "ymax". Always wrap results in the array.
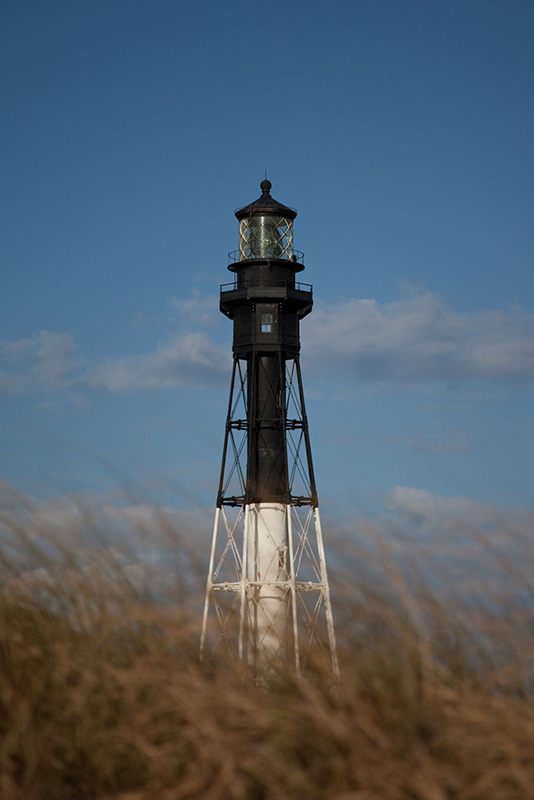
[{"xmin": 233, "ymin": 179, "xmax": 300, "ymax": 264}]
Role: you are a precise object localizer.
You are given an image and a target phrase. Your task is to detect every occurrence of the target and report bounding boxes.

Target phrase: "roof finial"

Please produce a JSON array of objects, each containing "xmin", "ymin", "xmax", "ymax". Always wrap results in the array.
[{"xmin": 260, "ymin": 177, "xmax": 272, "ymax": 195}]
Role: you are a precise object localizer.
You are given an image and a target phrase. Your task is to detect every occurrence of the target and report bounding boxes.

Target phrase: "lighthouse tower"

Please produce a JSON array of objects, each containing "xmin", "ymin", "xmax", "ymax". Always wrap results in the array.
[{"xmin": 200, "ymin": 180, "xmax": 338, "ymax": 678}]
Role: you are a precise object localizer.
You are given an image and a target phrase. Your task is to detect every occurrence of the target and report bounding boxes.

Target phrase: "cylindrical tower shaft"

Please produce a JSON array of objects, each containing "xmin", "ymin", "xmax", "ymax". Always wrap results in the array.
[{"xmin": 246, "ymin": 353, "xmax": 288, "ymax": 504}]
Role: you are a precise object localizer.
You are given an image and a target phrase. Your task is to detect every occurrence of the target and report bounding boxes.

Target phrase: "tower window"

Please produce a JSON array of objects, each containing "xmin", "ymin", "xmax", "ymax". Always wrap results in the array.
[{"xmin": 261, "ymin": 313, "xmax": 273, "ymax": 333}]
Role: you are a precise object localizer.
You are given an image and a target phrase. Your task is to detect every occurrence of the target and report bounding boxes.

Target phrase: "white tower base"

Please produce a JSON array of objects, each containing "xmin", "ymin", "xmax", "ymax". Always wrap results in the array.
[{"xmin": 200, "ymin": 502, "xmax": 339, "ymax": 678}]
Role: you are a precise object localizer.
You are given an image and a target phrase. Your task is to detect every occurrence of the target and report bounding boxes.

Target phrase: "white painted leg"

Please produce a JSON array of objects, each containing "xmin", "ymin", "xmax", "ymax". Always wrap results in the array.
[
  {"xmin": 200, "ymin": 507, "xmax": 220, "ymax": 661},
  {"xmin": 314, "ymin": 508, "xmax": 339, "ymax": 676}
]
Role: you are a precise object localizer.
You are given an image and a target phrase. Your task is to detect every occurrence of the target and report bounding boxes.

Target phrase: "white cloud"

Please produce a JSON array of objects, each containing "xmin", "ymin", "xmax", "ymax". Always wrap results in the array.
[
  {"xmin": 0, "ymin": 482, "xmax": 209, "ymax": 618},
  {"xmin": 0, "ymin": 330, "xmax": 80, "ymax": 393},
  {"xmin": 383, "ymin": 486, "xmax": 493, "ymax": 529},
  {"xmin": 0, "ymin": 328, "xmax": 229, "ymax": 396},
  {"xmin": 1, "ymin": 479, "xmax": 533, "ymax": 620},
  {"xmin": 85, "ymin": 331, "xmax": 230, "ymax": 392},
  {"xmin": 0, "ymin": 480, "xmax": 211, "ymax": 569},
  {"xmin": 305, "ymin": 292, "xmax": 534, "ymax": 383},
  {"xmin": 0, "ymin": 294, "xmax": 230, "ymax": 397},
  {"xmin": 395, "ymin": 430, "xmax": 475, "ymax": 455},
  {"xmin": 375, "ymin": 486, "xmax": 534, "ymax": 565},
  {"xmin": 171, "ymin": 291, "xmax": 219, "ymax": 327},
  {"xmin": 2, "ymin": 290, "xmax": 533, "ymax": 399},
  {"xmin": 0, "ymin": 370, "xmax": 25, "ymax": 394}
]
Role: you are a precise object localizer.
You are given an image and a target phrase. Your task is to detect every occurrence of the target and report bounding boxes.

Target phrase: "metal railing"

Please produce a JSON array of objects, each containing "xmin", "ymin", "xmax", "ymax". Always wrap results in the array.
[
  {"xmin": 220, "ymin": 279, "xmax": 313, "ymax": 294},
  {"xmin": 227, "ymin": 249, "xmax": 305, "ymax": 266}
]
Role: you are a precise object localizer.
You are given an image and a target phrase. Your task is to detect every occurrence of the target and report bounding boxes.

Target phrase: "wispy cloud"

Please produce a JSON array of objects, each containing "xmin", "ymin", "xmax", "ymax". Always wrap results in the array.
[
  {"xmin": 171, "ymin": 290, "xmax": 219, "ymax": 327},
  {"xmin": 1, "ymin": 290, "xmax": 533, "ymax": 399},
  {"xmin": 378, "ymin": 486, "xmax": 534, "ymax": 551},
  {"xmin": 0, "ymin": 479, "xmax": 210, "ymax": 557},
  {"xmin": 383, "ymin": 485, "xmax": 494, "ymax": 530},
  {"xmin": 0, "ymin": 370, "xmax": 25, "ymax": 394},
  {"xmin": 3, "ymin": 480, "xmax": 533, "ymax": 613},
  {"xmin": 0, "ymin": 480, "xmax": 210, "ymax": 599},
  {"xmin": 0, "ymin": 331, "xmax": 80, "ymax": 394},
  {"xmin": 0, "ymin": 296, "xmax": 229, "ymax": 396},
  {"xmin": 305, "ymin": 292, "xmax": 534, "ymax": 384},
  {"xmin": 393, "ymin": 430, "xmax": 476, "ymax": 455},
  {"xmin": 85, "ymin": 331, "xmax": 230, "ymax": 392}
]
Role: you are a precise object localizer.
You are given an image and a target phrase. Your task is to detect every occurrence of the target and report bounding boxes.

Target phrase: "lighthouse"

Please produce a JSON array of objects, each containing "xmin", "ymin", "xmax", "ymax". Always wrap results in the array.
[{"xmin": 200, "ymin": 180, "xmax": 338, "ymax": 678}]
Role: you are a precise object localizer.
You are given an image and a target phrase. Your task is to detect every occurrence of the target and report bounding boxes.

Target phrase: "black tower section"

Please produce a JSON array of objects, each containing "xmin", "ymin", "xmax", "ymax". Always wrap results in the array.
[{"xmin": 218, "ymin": 180, "xmax": 317, "ymax": 507}]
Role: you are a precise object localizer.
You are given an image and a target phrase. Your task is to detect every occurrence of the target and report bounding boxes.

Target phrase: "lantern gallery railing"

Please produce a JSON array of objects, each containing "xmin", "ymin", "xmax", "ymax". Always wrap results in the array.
[
  {"xmin": 220, "ymin": 279, "xmax": 313, "ymax": 294},
  {"xmin": 227, "ymin": 249, "xmax": 305, "ymax": 266}
]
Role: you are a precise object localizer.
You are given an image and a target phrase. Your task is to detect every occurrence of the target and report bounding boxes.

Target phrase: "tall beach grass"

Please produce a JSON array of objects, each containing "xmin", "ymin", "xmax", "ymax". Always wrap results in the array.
[{"xmin": 0, "ymin": 494, "xmax": 533, "ymax": 799}]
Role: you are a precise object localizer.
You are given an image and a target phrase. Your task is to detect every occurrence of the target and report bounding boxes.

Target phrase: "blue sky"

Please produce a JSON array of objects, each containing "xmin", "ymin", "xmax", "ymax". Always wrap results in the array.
[{"xmin": 1, "ymin": 0, "xmax": 533, "ymax": 551}]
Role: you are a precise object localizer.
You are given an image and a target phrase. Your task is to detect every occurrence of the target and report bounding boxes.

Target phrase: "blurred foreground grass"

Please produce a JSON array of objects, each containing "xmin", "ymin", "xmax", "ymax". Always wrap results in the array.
[{"xmin": 0, "ymin": 501, "xmax": 533, "ymax": 799}]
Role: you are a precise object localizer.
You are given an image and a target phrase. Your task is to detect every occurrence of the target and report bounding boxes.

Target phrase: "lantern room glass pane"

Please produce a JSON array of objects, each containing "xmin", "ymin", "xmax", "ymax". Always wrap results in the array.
[{"xmin": 239, "ymin": 215, "xmax": 293, "ymax": 261}]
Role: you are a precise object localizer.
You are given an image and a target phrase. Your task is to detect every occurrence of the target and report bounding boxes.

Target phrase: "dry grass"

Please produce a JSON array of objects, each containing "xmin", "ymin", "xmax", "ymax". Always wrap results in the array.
[{"xmin": 0, "ymin": 511, "xmax": 533, "ymax": 799}]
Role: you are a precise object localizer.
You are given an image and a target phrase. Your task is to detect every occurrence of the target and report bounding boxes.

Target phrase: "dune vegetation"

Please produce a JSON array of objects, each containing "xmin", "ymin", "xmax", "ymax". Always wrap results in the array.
[{"xmin": 0, "ymin": 502, "xmax": 533, "ymax": 800}]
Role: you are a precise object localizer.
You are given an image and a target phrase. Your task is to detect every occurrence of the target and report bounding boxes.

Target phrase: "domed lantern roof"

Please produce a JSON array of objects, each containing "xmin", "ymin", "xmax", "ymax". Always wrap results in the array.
[{"xmin": 235, "ymin": 179, "xmax": 297, "ymax": 221}]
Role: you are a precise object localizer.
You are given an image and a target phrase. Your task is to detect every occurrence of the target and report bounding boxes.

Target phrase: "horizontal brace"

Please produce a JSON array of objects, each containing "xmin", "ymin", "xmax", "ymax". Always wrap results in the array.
[
  {"xmin": 211, "ymin": 583, "xmax": 241, "ymax": 592},
  {"xmin": 218, "ymin": 498, "xmax": 312, "ymax": 508},
  {"xmin": 295, "ymin": 582, "xmax": 326, "ymax": 592},
  {"xmin": 286, "ymin": 420, "xmax": 304, "ymax": 430},
  {"xmin": 209, "ymin": 581, "xmax": 325, "ymax": 593},
  {"xmin": 290, "ymin": 496, "xmax": 314, "ymax": 506},
  {"xmin": 240, "ymin": 581, "xmax": 291, "ymax": 588},
  {"xmin": 228, "ymin": 420, "xmax": 303, "ymax": 430},
  {"xmin": 211, "ymin": 581, "xmax": 292, "ymax": 590},
  {"xmin": 220, "ymin": 497, "xmax": 246, "ymax": 507}
]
